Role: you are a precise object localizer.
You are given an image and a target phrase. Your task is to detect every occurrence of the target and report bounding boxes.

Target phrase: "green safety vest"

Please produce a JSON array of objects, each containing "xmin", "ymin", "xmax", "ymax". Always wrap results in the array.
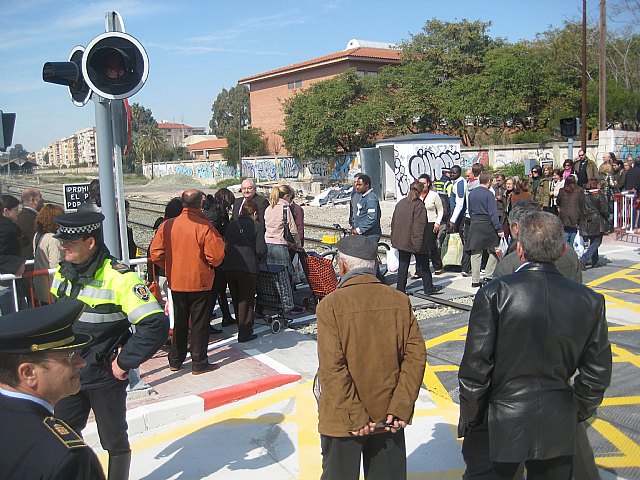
[{"xmin": 51, "ymin": 258, "xmax": 162, "ymax": 326}]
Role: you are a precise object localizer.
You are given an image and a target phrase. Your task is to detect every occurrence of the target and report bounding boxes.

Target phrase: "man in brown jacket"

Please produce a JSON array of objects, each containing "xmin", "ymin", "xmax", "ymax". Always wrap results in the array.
[
  {"xmin": 150, "ymin": 189, "xmax": 225, "ymax": 375},
  {"xmin": 315, "ymin": 235, "xmax": 426, "ymax": 480}
]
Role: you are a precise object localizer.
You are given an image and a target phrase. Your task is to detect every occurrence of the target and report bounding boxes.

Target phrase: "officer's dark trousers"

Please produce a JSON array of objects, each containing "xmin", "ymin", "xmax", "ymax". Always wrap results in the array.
[
  {"xmin": 171, "ymin": 290, "xmax": 214, "ymax": 371},
  {"xmin": 55, "ymin": 380, "xmax": 130, "ymax": 455},
  {"xmin": 320, "ymin": 431, "xmax": 406, "ymax": 480},
  {"xmin": 462, "ymin": 420, "xmax": 573, "ymax": 480}
]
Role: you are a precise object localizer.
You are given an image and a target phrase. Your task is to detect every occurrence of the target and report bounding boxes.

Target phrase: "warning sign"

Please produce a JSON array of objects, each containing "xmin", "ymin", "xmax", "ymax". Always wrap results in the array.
[{"xmin": 63, "ymin": 183, "xmax": 90, "ymax": 211}]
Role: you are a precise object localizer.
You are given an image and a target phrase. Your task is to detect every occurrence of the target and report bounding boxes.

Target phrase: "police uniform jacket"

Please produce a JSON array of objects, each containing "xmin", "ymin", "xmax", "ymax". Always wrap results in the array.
[
  {"xmin": 0, "ymin": 393, "xmax": 105, "ymax": 479},
  {"xmin": 51, "ymin": 247, "xmax": 168, "ymax": 389},
  {"xmin": 458, "ymin": 263, "xmax": 612, "ymax": 463}
]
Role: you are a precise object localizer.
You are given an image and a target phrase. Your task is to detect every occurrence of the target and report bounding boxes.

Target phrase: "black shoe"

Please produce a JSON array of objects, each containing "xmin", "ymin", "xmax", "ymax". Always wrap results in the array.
[
  {"xmin": 461, "ymin": 271, "xmax": 471, "ymax": 277},
  {"xmin": 209, "ymin": 326, "xmax": 223, "ymax": 334},
  {"xmin": 471, "ymin": 282, "xmax": 484, "ymax": 288},
  {"xmin": 424, "ymin": 285, "xmax": 443, "ymax": 295},
  {"xmin": 192, "ymin": 363, "xmax": 220, "ymax": 375},
  {"xmin": 238, "ymin": 333, "xmax": 258, "ymax": 343},
  {"xmin": 221, "ymin": 316, "xmax": 237, "ymax": 326}
]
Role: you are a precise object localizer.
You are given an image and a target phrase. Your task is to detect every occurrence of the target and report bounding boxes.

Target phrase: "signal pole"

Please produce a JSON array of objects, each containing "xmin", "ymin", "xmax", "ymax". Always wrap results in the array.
[
  {"xmin": 581, "ymin": 0, "xmax": 588, "ymax": 150},
  {"xmin": 599, "ymin": 0, "xmax": 607, "ymax": 131}
]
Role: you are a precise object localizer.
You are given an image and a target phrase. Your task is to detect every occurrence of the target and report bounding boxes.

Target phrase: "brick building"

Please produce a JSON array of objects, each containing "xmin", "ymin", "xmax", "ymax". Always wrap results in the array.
[
  {"xmin": 239, "ymin": 40, "xmax": 401, "ymax": 155},
  {"xmin": 188, "ymin": 138, "xmax": 228, "ymax": 160}
]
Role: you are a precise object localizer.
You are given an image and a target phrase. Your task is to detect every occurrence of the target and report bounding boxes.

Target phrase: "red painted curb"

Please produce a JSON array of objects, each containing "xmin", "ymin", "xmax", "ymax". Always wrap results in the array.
[{"xmin": 198, "ymin": 373, "xmax": 302, "ymax": 410}]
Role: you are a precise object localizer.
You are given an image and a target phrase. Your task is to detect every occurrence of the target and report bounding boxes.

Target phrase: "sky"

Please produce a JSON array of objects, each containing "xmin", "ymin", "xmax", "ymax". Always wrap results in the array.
[{"xmin": 0, "ymin": 0, "xmax": 623, "ymax": 152}]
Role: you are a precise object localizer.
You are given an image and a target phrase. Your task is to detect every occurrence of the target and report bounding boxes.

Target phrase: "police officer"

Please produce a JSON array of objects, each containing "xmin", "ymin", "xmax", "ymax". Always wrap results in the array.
[
  {"xmin": 50, "ymin": 212, "xmax": 169, "ymax": 480},
  {"xmin": 0, "ymin": 300, "xmax": 106, "ymax": 479}
]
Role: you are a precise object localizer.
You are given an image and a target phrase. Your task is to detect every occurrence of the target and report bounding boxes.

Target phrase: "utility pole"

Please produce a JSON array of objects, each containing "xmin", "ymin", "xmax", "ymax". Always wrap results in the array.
[
  {"xmin": 599, "ymin": 0, "xmax": 607, "ymax": 131},
  {"xmin": 581, "ymin": 0, "xmax": 588, "ymax": 150},
  {"xmin": 238, "ymin": 91, "xmax": 242, "ymax": 169}
]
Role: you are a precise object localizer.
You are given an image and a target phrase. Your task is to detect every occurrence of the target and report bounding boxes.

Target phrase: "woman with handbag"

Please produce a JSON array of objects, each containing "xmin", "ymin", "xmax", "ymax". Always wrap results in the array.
[
  {"xmin": 264, "ymin": 184, "xmax": 301, "ymax": 290},
  {"xmin": 579, "ymin": 179, "xmax": 609, "ymax": 270},
  {"xmin": 223, "ymin": 199, "xmax": 267, "ymax": 342}
]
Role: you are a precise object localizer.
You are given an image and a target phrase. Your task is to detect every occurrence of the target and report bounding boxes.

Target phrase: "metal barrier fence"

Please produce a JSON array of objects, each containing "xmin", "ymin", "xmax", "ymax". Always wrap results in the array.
[
  {"xmin": 613, "ymin": 192, "xmax": 638, "ymax": 236},
  {"xmin": 0, "ymin": 257, "xmax": 149, "ymax": 316}
]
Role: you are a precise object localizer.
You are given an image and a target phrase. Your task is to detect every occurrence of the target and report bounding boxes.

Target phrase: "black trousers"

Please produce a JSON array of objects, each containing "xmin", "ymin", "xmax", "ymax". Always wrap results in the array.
[
  {"xmin": 55, "ymin": 380, "xmax": 130, "ymax": 455},
  {"xmin": 211, "ymin": 267, "xmax": 232, "ymax": 318},
  {"xmin": 462, "ymin": 421, "xmax": 573, "ymax": 480},
  {"xmin": 320, "ymin": 431, "xmax": 406, "ymax": 480},
  {"xmin": 397, "ymin": 250, "xmax": 433, "ymax": 293},
  {"xmin": 461, "ymin": 217, "xmax": 472, "ymax": 274},
  {"xmin": 170, "ymin": 289, "xmax": 214, "ymax": 371},
  {"xmin": 226, "ymin": 270, "xmax": 257, "ymax": 341}
]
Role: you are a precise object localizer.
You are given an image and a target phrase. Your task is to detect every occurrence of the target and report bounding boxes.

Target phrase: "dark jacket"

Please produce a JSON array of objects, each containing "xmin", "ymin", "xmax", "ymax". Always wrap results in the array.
[
  {"xmin": 353, "ymin": 189, "xmax": 382, "ymax": 238},
  {"xmin": 458, "ymin": 263, "xmax": 611, "ymax": 463},
  {"xmin": 0, "ymin": 394, "xmax": 105, "ymax": 480},
  {"xmin": 390, "ymin": 198, "xmax": 427, "ymax": 253},
  {"xmin": 625, "ymin": 165, "xmax": 640, "ymax": 192},
  {"xmin": 0, "ymin": 216, "xmax": 25, "ymax": 278},
  {"xmin": 16, "ymin": 207, "xmax": 37, "ymax": 259},
  {"xmin": 557, "ymin": 186, "xmax": 584, "ymax": 228},
  {"xmin": 223, "ymin": 217, "xmax": 267, "ymax": 274},
  {"xmin": 580, "ymin": 190, "xmax": 609, "ymax": 236},
  {"xmin": 232, "ymin": 194, "xmax": 269, "ymax": 223}
]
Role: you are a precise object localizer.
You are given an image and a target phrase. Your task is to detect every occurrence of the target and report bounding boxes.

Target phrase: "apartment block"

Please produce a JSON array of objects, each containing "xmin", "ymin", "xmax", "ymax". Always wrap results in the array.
[
  {"xmin": 45, "ymin": 127, "xmax": 97, "ymax": 167},
  {"xmin": 158, "ymin": 122, "xmax": 207, "ymax": 147}
]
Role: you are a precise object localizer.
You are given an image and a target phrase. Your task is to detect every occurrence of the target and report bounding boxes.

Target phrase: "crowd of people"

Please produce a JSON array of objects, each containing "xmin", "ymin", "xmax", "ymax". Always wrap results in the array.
[{"xmin": 0, "ymin": 150, "xmax": 632, "ymax": 478}]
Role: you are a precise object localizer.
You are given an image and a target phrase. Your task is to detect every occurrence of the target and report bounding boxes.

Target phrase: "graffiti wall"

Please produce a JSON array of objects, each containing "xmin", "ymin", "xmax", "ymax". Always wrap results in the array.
[
  {"xmin": 391, "ymin": 143, "xmax": 461, "ymax": 198},
  {"xmin": 328, "ymin": 153, "xmax": 360, "ymax": 180},
  {"xmin": 143, "ymin": 161, "xmax": 238, "ymax": 182},
  {"xmin": 602, "ymin": 130, "xmax": 640, "ymax": 162}
]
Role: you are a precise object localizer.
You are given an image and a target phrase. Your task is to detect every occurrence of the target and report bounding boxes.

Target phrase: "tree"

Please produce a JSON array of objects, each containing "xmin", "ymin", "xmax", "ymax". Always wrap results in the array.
[
  {"xmin": 8, "ymin": 144, "xmax": 28, "ymax": 160},
  {"xmin": 137, "ymin": 125, "xmax": 165, "ymax": 179},
  {"xmin": 281, "ymin": 70, "xmax": 381, "ymax": 158},
  {"xmin": 224, "ymin": 127, "xmax": 266, "ymax": 167},
  {"xmin": 399, "ymin": 19, "xmax": 498, "ymax": 80},
  {"xmin": 125, "ymin": 103, "xmax": 157, "ymax": 173},
  {"xmin": 209, "ymin": 85, "xmax": 250, "ymax": 137}
]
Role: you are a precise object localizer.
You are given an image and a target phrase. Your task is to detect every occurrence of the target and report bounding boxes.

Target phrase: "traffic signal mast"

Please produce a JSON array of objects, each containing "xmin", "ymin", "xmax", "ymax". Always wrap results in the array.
[{"xmin": 42, "ymin": 12, "xmax": 148, "ymax": 263}]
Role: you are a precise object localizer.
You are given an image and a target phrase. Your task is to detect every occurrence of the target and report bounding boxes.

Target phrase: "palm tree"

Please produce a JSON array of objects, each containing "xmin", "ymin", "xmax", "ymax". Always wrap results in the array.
[{"xmin": 137, "ymin": 125, "xmax": 164, "ymax": 179}]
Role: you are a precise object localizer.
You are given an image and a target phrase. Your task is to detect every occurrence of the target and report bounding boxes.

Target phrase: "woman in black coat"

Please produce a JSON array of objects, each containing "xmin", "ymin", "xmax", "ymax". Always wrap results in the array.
[
  {"xmin": 205, "ymin": 188, "xmax": 236, "ymax": 331},
  {"xmin": 579, "ymin": 179, "xmax": 609, "ymax": 269},
  {"xmin": 391, "ymin": 181, "xmax": 441, "ymax": 295},
  {"xmin": 223, "ymin": 199, "xmax": 267, "ymax": 342}
]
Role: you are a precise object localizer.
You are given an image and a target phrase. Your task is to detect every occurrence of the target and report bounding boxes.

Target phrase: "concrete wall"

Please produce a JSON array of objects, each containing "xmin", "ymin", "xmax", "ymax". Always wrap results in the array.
[
  {"xmin": 459, "ymin": 130, "xmax": 640, "ymax": 169},
  {"xmin": 141, "ymin": 130, "xmax": 640, "ymax": 185}
]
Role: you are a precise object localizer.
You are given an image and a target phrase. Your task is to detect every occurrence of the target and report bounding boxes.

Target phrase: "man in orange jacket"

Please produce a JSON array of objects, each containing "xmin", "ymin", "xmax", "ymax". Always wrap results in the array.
[{"xmin": 150, "ymin": 189, "xmax": 225, "ymax": 375}]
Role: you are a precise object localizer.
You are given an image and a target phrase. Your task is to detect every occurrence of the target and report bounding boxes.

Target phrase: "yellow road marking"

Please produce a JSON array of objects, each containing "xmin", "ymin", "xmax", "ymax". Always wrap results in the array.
[
  {"xmin": 601, "ymin": 396, "xmax": 640, "ymax": 406},
  {"xmin": 587, "ymin": 262, "xmax": 640, "ymax": 288},
  {"xmin": 591, "ymin": 418, "xmax": 640, "ymax": 469},
  {"xmin": 612, "ymin": 344, "xmax": 640, "ymax": 368}
]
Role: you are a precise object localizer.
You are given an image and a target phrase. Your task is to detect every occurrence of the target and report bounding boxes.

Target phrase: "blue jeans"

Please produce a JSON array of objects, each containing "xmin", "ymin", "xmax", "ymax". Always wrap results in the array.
[
  {"xmin": 581, "ymin": 234, "xmax": 603, "ymax": 266},
  {"xmin": 563, "ymin": 227, "xmax": 577, "ymax": 246}
]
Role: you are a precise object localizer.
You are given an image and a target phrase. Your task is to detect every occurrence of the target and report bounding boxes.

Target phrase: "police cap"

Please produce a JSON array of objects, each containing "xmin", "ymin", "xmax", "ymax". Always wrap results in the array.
[
  {"xmin": 0, "ymin": 301, "xmax": 91, "ymax": 353},
  {"xmin": 336, "ymin": 235, "xmax": 377, "ymax": 260},
  {"xmin": 54, "ymin": 212, "xmax": 104, "ymax": 241}
]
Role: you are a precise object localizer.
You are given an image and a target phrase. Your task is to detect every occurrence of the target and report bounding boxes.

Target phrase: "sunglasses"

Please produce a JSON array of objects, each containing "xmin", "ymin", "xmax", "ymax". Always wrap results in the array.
[{"xmin": 42, "ymin": 349, "xmax": 82, "ymax": 365}]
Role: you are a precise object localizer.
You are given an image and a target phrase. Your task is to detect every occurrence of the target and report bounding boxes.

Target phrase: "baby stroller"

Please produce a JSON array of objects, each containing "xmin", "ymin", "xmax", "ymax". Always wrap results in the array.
[
  {"xmin": 298, "ymin": 250, "xmax": 339, "ymax": 309},
  {"xmin": 255, "ymin": 263, "xmax": 295, "ymax": 333}
]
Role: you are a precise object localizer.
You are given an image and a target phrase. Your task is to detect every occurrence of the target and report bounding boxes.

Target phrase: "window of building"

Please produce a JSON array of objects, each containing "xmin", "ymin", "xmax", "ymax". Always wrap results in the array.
[
  {"xmin": 356, "ymin": 70, "xmax": 366, "ymax": 77},
  {"xmin": 367, "ymin": 71, "xmax": 378, "ymax": 76},
  {"xmin": 288, "ymin": 82, "xmax": 294, "ymax": 89},
  {"xmin": 295, "ymin": 80, "xmax": 302, "ymax": 88}
]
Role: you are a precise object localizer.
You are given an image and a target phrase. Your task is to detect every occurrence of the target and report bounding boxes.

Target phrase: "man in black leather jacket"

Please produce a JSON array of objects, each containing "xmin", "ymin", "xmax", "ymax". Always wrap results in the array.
[{"xmin": 458, "ymin": 211, "xmax": 612, "ymax": 480}]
